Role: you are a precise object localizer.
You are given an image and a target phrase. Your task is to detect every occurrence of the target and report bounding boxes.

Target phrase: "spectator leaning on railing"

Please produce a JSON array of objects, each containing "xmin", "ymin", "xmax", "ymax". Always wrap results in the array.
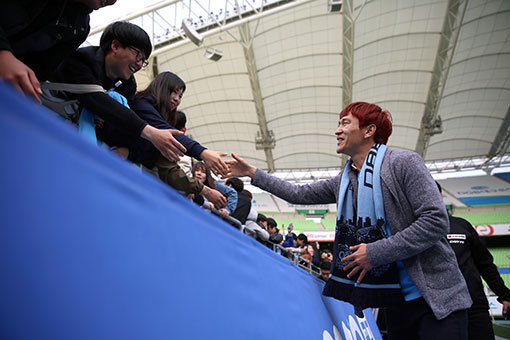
[
  {"xmin": 226, "ymin": 178, "xmax": 251, "ymax": 224},
  {"xmin": 52, "ymin": 21, "xmax": 188, "ymax": 164},
  {"xmin": 244, "ymin": 207, "xmax": 270, "ymax": 242},
  {"xmin": 266, "ymin": 218, "xmax": 283, "ymax": 245},
  {"xmin": 257, "ymin": 214, "xmax": 268, "ymax": 228}
]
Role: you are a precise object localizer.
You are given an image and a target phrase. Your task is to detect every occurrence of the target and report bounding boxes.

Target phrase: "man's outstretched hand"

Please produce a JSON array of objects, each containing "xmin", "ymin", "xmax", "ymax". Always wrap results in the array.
[
  {"xmin": 200, "ymin": 149, "xmax": 228, "ymax": 177},
  {"xmin": 225, "ymin": 153, "xmax": 257, "ymax": 179}
]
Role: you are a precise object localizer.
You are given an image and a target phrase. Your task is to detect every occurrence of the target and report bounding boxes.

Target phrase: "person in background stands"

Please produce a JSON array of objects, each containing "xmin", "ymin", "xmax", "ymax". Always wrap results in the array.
[
  {"xmin": 266, "ymin": 218, "xmax": 283, "ymax": 245},
  {"xmin": 226, "ymin": 177, "xmax": 251, "ymax": 224},
  {"xmin": 320, "ymin": 261, "xmax": 331, "ymax": 282},
  {"xmin": 285, "ymin": 233, "xmax": 318, "ymax": 265},
  {"xmin": 282, "ymin": 233, "xmax": 297, "ymax": 248},
  {"xmin": 257, "ymin": 214, "xmax": 268, "ymax": 229},
  {"xmin": 321, "ymin": 250, "xmax": 333, "ymax": 264},
  {"xmin": 244, "ymin": 205, "xmax": 270, "ymax": 242},
  {"xmin": 192, "ymin": 162, "xmax": 236, "ymax": 218},
  {"xmin": 437, "ymin": 182, "xmax": 510, "ymax": 340},
  {"xmin": 174, "ymin": 111, "xmax": 192, "ymax": 177}
]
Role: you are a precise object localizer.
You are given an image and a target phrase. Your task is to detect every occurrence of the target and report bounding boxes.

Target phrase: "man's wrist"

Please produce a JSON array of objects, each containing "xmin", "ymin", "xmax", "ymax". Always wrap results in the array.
[
  {"xmin": 140, "ymin": 125, "xmax": 154, "ymax": 140},
  {"xmin": 248, "ymin": 166, "xmax": 257, "ymax": 179}
]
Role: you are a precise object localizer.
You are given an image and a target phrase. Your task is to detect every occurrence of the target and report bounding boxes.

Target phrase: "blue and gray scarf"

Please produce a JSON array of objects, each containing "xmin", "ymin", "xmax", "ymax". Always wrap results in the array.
[{"xmin": 323, "ymin": 143, "xmax": 403, "ymax": 313}]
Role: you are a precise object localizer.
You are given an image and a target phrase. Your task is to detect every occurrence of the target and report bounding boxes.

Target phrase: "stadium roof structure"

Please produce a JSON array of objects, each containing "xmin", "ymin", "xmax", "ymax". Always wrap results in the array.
[{"xmin": 86, "ymin": 0, "xmax": 510, "ymax": 179}]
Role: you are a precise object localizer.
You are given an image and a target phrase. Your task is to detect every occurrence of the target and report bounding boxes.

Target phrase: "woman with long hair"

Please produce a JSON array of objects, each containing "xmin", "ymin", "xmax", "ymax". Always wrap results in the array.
[
  {"xmin": 129, "ymin": 72, "xmax": 227, "ymax": 176},
  {"xmin": 134, "ymin": 71, "xmax": 184, "ymax": 127},
  {"xmin": 106, "ymin": 72, "xmax": 227, "ymax": 208}
]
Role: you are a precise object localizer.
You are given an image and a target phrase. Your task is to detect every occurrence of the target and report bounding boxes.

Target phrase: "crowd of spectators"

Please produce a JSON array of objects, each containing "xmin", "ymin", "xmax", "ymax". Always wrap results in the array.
[
  {"xmin": 0, "ymin": 3, "xmax": 329, "ymax": 280},
  {"xmin": 277, "ymin": 231, "xmax": 333, "ymax": 281}
]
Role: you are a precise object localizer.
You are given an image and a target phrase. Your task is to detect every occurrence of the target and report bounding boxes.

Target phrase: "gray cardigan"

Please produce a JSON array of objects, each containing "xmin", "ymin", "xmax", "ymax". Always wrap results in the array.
[{"xmin": 252, "ymin": 148, "xmax": 472, "ymax": 320}]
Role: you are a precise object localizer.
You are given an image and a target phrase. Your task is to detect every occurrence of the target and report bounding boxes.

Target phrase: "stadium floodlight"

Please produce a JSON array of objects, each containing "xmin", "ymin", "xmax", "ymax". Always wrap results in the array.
[
  {"xmin": 328, "ymin": 0, "xmax": 342, "ymax": 12},
  {"xmin": 182, "ymin": 19, "xmax": 203, "ymax": 46},
  {"xmin": 204, "ymin": 48, "xmax": 223, "ymax": 61},
  {"xmin": 255, "ymin": 130, "xmax": 276, "ymax": 150}
]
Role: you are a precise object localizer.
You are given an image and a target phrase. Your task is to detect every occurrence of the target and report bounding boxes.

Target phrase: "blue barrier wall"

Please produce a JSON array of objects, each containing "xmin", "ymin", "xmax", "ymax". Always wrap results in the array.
[{"xmin": 0, "ymin": 82, "xmax": 381, "ymax": 340}]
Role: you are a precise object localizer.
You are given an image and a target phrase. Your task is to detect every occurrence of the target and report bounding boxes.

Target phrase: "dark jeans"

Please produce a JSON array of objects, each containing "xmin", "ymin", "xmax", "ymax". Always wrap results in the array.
[
  {"xmin": 385, "ymin": 297, "xmax": 468, "ymax": 340},
  {"xmin": 467, "ymin": 306, "xmax": 494, "ymax": 340}
]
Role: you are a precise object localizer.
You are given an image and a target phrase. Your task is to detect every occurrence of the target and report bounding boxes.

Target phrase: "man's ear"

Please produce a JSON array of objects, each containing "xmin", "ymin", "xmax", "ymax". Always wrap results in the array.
[
  {"xmin": 110, "ymin": 39, "xmax": 122, "ymax": 54},
  {"xmin": 364, "ymin": 124, "xmax": 376, "ymax": 139}
]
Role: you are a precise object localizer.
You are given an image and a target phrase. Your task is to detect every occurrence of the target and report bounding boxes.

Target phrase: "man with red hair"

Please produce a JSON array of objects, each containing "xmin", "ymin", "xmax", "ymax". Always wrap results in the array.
[{"xmin": 226, "ymin": 101, "xmax": 472, "ymax": 339}]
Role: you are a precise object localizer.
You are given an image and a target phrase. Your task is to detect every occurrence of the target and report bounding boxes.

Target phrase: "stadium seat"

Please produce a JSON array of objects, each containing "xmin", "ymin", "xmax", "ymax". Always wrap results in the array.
[{"xmin": 453, "ymin": 211, "xmax": 510, "ymax": 225}]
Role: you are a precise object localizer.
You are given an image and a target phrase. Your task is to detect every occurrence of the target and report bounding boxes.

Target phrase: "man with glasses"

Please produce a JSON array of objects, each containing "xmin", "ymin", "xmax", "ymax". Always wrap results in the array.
[
  {"xmin": 127, "ymin": 46, "xmax": 149, "ymax": 68},
  {"xmin": 53, "ymin": 21, "xmax": 187, "ymax": 162}
]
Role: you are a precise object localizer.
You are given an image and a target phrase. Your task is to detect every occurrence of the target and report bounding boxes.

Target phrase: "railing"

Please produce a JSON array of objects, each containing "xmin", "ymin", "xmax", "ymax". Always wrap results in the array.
[
  {"xmin": 269, "ymin": 242, "xmax": 321, "ymax": 277},
  {"xmin": 203, "ymin": 205, "xmax": 243, "ymax": 230},
  {"xmin": 203, "ymin": 205, "xmax": 322, "ymax": 277}
]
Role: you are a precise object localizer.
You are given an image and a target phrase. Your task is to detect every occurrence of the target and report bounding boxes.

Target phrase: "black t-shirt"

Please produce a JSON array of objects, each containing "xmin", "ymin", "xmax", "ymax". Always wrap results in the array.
[
  {"xmin": 447, "ymin": 215, "xmax": 510, "ymax": 308},
  {"xmin": 231, "ymin": 192, "xmax": 251, "ymax": 225},
  {"xmin": 1, "ymin": 0, "xmax": 91, "ymax": 81}
]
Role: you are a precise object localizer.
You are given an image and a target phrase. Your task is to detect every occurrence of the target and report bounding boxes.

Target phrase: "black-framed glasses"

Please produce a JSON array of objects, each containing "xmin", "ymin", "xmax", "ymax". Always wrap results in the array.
[{"xmin": 128, "ymin": 46, "xmax": 149, "ymax": 68}]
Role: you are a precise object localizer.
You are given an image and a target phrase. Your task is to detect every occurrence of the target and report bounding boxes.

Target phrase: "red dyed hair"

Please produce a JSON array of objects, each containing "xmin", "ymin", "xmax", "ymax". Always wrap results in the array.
[{"xmin": 339, "ymin": 102, "xmax": 393, "ymax": 144}]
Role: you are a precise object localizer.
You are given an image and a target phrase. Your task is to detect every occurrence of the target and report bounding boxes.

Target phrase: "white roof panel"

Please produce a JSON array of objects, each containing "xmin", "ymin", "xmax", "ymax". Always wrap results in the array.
[{"xmin": 121, "ymin": 0, "xmax": 510, "ymax": 172}]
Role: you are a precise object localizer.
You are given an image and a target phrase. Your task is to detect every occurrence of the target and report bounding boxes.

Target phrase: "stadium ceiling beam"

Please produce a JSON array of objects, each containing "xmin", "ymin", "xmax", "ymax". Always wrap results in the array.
[
  {"xmin": 425, "ymin": 154, "xmax": 510, "ymax": 174},
  {"xmin": 88, "ymin": 0, "xmax": 181, "ymax": 36},
  {"xmin": 238, "ymin": 154, "xmax": 510, "ymax": 184},
  {"xmin": 86, "ymin": 0, "xmax": 314, "ymax": 55},
  {"xmin": 342, "ymin": 0, "xmax": 354, "ymax": 109},
  {"xmin": 341, "ymin": 0, "xmax": 370, "ymax": 168},
  {"xmin": 239, "ymin": 23, "xmax": 275, "ymax": 173},
  {"xmin": 487, "ymin": 105, "xmax": 510, "ymax": 161},
  {"xmin": 341, "ymin": 0, "xmax": 369, "ymax": 107},
  {"xmin": 415, "ymin": 0, "xmax": 469, "ymax": 157}
]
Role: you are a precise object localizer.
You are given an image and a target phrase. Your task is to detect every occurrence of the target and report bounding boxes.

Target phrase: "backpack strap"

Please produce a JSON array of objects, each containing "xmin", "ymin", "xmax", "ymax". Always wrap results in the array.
[
  {"xmin": 40, "ymin": 82, "xmax": 105, "ymax": 93},
  {"xmin": 39, "ymin": 82, "xmax": 106, "ymax": 124}
]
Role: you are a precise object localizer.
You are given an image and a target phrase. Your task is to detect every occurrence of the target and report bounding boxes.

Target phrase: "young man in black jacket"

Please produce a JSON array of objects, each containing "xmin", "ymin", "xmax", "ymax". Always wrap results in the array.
[
  {"xmin": 53, "ymin": 21, "xmax": 187, "ymax": 163},
  {"xmin": 226, "ymin": 177, "xmax": 251, "ymax": 224},
  {"xmin": 0, "ymin": 0, "xmax": 116, "ymax": 102},
  {"xmin": 438, "ymin": 182, "xmax": 510, "ymax": 340}
]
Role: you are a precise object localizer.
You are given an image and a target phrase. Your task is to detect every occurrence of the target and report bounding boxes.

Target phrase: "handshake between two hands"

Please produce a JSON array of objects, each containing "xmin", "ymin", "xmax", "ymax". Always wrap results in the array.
[{"xmin": 201, "ymin": 152, "xmax": 256, "ymax": 179}]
